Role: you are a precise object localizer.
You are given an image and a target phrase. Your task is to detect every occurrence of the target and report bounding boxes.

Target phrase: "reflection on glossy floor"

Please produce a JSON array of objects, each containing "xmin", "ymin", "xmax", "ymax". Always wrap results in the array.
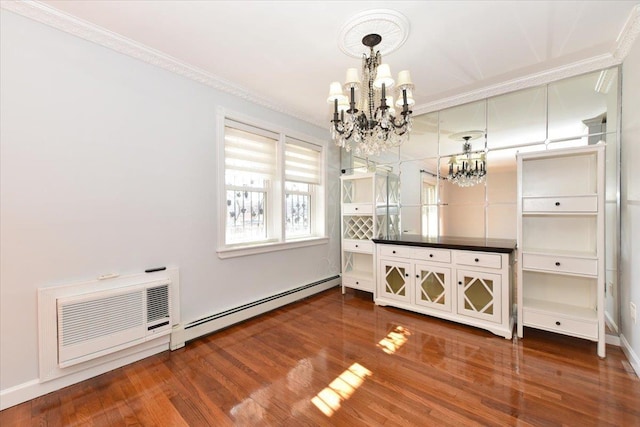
[{"xmin": 2, "ymin": 287, "xmax": 639, "ymax": 426}]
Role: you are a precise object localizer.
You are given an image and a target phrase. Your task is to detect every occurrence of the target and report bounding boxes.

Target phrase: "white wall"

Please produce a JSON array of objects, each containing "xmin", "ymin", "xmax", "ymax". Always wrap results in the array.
[
  {"xmin": 620, "ymin": 30, "xmax": 640, "ymax": 372},
  {"xmin": 0, "ymin": 10, "xmax": 340, "ymax": 397}
]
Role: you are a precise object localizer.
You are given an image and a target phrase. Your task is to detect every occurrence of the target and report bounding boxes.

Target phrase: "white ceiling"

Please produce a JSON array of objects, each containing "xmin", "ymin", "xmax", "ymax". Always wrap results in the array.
[{"xmin": 9, "ymin": 1, "xmax": 640, "ymax": 127}]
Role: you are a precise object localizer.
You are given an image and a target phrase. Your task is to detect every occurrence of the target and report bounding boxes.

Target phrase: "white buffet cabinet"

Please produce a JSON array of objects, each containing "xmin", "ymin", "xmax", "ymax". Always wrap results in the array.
[{"xmin": 374, "ymin": 237, "xmax": 515, "ymax": 339}]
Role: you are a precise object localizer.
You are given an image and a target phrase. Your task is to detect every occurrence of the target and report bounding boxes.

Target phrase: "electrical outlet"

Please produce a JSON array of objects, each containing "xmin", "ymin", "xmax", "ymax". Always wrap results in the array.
[{"xmin": 631, "ymin": 302, "xmax": 637, "ymax": 325}]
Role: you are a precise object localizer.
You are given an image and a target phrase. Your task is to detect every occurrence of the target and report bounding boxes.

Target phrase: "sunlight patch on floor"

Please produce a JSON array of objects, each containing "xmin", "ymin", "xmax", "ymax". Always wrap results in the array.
[
  {"xmin": 377, "ymin": 325, "xmax": 411, "ymax": 354},
  {"xmin": 311, "ymin": 362, "xmax": 372, "ymax": 417}
]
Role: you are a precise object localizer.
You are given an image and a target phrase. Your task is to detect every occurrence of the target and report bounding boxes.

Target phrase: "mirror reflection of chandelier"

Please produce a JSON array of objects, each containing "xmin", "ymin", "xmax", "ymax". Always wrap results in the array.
[
  {"xmin": 447, "ymin": 131, "xmax": 486, "ymax": 187},
  {"xmin": 327, "ymin": 33, "xmax": 415, "ymax": 157}
]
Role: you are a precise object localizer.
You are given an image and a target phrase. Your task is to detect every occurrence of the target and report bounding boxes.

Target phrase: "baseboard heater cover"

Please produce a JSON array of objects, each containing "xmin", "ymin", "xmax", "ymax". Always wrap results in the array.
[{"xmin": 184, "ymin": 276, "xmax": 339, "ymax": 332}]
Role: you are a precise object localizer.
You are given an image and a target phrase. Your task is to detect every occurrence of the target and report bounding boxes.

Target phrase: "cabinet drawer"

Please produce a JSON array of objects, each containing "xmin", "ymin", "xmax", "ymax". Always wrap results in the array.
[
  {"xmin": 522, "ymin": 196, "xmax": 597, "ymax": 213},
  {"xmin": 455, "ymin": 251, "xmax": 502, "ymax": 269},
  {"xmin": 342, "ymin": 275, "xmax": 374, "ymax": 291},
  {"xmin": 342, "ymin": 204, "xmax": 373, "ymax": 215},
  {"xmin": 343, "ymin": 240, "xmax": 373, "ymax": 254},
  {"xmin": 523, "ymin": 309, "xmax": 597, "ymax": 340},
  {"xmin": 413, "ymin": 248, "xmax": 451, "ymax": 263},
  {"xmin": 523, "ymin": 253, "xmax": 597, "ymax": 276},
  {"xmin": 379, "ymin": 245, "xmax": 413, "ymax": 259}
]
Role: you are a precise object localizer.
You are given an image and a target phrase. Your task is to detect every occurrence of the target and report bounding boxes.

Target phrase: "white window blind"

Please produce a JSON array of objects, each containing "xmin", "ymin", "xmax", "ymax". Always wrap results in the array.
[
  {"xmin": 225, "ymin": 122, "xmax": 277, "ymax": 177},
  {"xmin": 285, "ymin": 138, "xmax": 322, "ymax": 185}
]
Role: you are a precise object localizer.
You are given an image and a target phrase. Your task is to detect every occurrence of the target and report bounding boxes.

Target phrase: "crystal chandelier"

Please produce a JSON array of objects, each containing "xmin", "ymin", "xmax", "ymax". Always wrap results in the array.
[
  {"xmin": 327, "ymin": 33, "xmax": 414, "ymax": 157},
  {"xmin": 447, "ymin": 132, "xmax": 486, "ymax": 187}
]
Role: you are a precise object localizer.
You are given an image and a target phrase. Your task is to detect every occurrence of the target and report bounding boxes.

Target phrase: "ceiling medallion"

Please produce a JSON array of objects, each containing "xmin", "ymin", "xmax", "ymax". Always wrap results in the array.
[{"xmin": 339, "ymin": 9, "xmax": 410, "ymax": 58}]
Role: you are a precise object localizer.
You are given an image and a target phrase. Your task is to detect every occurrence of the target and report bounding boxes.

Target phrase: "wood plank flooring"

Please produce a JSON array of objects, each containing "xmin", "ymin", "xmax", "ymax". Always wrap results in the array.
[{"xmin": 2, "ymin": 287, "xmax": 639, "ymax": 426}]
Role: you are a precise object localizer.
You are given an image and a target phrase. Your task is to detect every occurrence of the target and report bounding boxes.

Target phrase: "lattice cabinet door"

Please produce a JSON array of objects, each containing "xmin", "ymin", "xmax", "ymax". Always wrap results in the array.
[
  {"xmin": 455, "ymin": 269, "xmax": 502, "ymax": 324},
  {"xmin": 414, "ymin": 263, "xmax": 452, "ymax": 313},
  {"xmin": 379, "ymin": 259, "xmax": 411, "ymax": 303}
]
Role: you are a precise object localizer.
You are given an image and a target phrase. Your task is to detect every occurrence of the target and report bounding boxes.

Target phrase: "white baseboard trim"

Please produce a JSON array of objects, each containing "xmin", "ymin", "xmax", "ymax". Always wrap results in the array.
[
  {"xmin": 0, "ymin": 340, "xmax": 169, "ymax": 411},
  {"xmin": 174, "ymin": 276, "xmax": 340, "ymax": 347},
  {"xmin": 620, "ymin": 333, "xmax": 640, "ymax": 378},
  {"xmin": 605, "ymin": 311, "xmax": 620, "ymax": 335},
  {"xmin": 606, "ymin": 333, "xmax": 621, "ymax": 346}
]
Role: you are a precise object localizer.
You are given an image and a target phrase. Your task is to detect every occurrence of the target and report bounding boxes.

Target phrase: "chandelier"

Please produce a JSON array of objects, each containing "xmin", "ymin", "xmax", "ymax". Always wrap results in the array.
[
  {"xmin": 447, "ymin": 131, "xmax": 486, "ymax": 187},
  {"xmin": 327, "ymin": 33, "xmax": 414, "ymax": 157}
]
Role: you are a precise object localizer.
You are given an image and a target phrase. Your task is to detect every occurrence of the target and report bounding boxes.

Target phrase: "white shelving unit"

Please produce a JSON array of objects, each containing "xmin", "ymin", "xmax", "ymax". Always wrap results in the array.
[
  {"xmin": 340, "ymin": 172, "xmax": 399, "ymax": 295},
  {"xmin": 516, "ymin": 145, "xmax": 605, "ymax": 357}
]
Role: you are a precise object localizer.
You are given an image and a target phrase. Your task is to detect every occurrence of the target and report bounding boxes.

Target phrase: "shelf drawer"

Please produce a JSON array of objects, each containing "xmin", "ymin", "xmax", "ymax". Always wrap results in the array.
[
  {"xmin": 523, "ymin": 309, "xmax": 597, "ymax": 340},
  {"xmin": 413, "ymin": 248, "xmax": 451, "ymax": 263},
  {"xmin": 379, "ymin": 245, "xmax": 413, "ymax": 259},
  {"xmin": 455, "ymin": 251, "xmax": 502, "ymax": 269},
  {"xmin": 523, "ymin": 253, "xmax": 597, "ymax": 276},
  {"xmin": 522, "ymin": 196, "xmax": 597, "ymax": 213},
  {"xmin": 343, "ymin": 240, "xmax": 373, "ymax": 254},
  {"xmin": 342, "ymin": 275, "xmax": 374, "ymax": 291},
  {"xmin": 342, "ymin": 204, "xmax": 373, "ymax": 215}
]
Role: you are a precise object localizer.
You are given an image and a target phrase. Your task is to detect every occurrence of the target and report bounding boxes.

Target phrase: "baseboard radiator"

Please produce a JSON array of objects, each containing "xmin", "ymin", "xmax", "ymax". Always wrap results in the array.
[
  {"xmin": 38, "ymin": 268, "xmax": 179, "ymax": 382},
  {"xmin": 178, "ymin": 275, "xmax": 340, "ymax": 346}
]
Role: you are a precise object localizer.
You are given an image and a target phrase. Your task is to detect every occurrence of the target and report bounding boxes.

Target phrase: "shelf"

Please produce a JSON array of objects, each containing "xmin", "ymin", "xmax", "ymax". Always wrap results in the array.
[
  {"xmin": 523, "ymin": 298, "xmax": 597, "ymax": 322},
  {"xmin": 520, "ymin": 248, "xmax": 597, "ymax": 259},
  {"xmin": 343, "ymin": 216, "xmax": 374, "ymax": 240},
  {"xmin": 521, "ymin": 270, "xmax": 596, "ymax": 308},
  {"xmin": 522, "ymin": 215, "xmax": 597, "ymax": 254},
  {"xmin": 521, "ymin": 150, "xmax": 598, "ymax": 196},
  {"xmin": 342, "ymin": 270, "xmax": 374, "ymax": 281},
  {"xmin": 341, "ymin": 175, "xmax": 373, "ymax": 204}
]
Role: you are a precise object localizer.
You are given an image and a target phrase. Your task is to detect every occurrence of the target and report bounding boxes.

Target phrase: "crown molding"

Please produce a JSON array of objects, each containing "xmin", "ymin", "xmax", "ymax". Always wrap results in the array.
[
  {"xmin": 613, "ymin": 4, "xmax": 640, "ymax": 61},
  {"xmin": 0, "ymin": 0, "xmax": 325, "ymax": 128},
  {"xmin": 413, "ymin": 53, "xmax": 621, "ymax": 115},
  {"xmin": 414, "ymin": 4, "xmax": 640, "ymax": 115}
]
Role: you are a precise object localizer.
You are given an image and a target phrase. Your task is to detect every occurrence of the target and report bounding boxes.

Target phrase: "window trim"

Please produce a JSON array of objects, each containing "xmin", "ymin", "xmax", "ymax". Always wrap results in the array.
[{"xmin": 216, "ymin": 107, "xmax": 328, "ymax": 258}]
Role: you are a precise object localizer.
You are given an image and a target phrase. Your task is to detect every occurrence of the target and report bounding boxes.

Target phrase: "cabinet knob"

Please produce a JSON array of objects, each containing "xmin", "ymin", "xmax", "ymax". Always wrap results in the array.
[
  {"xmin": 392, "ymin": 250, "xmax": 396, "ymax": 254},
  {"xmin": 555, "ymin": 262, "xmax": 561, "ymax": 266},
  {"xmin": 405, "ymin": 273, "xmax": 410, "ymax": 277},
  {"xmin": 355, "ymin": 281, "xmax": 359, "ymax": 285},
  {"xmin": 555, "ymin": 202, "xmax": 560, "ymax": 206},
  {"xmin": 555, "ymin": 321, "xmax": 561, "ymax": 326},
  {"xmin": 475, "ymin": 258, "xmax": 479, "ymax": 262},
  {"xmin": 355, "ymin": 244, "xmax": 358, "ymax": 248},
  {"xmin": 429, "ymin": 254, "xmax": 434, "ymax": 258},
  {"xmin": 416, "ymin": 274, "xmax": 420, "ymax": 278},
  {"xmin": 458, "ymin": 281, "xmax": 462, "ymax": 286}
]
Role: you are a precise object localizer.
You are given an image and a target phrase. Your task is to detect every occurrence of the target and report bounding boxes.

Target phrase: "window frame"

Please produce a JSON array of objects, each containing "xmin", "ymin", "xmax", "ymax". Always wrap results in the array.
[{"xmin": 216, "ymin": 108, "xmax": 328, "ymax": 258}]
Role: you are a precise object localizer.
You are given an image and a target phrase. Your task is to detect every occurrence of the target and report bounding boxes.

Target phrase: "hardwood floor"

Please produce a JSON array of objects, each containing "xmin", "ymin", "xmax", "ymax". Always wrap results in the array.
[{"xmin": 2, "ymin": 287, "xmax": 639, "ymax": 426}]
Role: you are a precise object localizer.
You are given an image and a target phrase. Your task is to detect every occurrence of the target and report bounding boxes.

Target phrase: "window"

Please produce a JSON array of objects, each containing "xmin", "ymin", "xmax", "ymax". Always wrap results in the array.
[
  {"xmin": 219, "ymin": 115, "xmax": 326, "ymax": 257},
  {"xmin": 285, "ymin": 138, "xmax": 322, "ymax": 238}
]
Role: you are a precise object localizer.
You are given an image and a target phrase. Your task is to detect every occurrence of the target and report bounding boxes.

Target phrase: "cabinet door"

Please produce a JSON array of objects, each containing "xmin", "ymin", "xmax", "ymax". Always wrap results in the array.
[
  {"xmin": 378, "ymin": 259, "xmax": 411, "ymax": 303},
  {"xmin": 414, "ymin": 263, "xmax": 451, "ymax": 312},
  {"xmin": 456, "ymin": 269, "xmax": 502, "ymax": 324}
]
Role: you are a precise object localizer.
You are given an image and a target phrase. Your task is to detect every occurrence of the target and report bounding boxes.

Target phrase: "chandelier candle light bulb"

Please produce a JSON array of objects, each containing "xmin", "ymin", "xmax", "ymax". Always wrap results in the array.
[{"xmin": 327, "ymin": 33, "xmax": 414, "ymax": 156}]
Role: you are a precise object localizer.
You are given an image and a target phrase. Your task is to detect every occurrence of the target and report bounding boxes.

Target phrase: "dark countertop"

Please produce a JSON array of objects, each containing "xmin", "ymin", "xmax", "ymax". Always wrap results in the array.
[{"xmin": 372, "ymin": 234, "xmax": 517, "ymax": 253}]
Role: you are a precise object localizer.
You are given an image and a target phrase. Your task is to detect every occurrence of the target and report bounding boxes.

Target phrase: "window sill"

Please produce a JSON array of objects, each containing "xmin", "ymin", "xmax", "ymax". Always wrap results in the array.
[{"xmin": 217, "ymin": 236, "xmax": 330, "ymax": 259}]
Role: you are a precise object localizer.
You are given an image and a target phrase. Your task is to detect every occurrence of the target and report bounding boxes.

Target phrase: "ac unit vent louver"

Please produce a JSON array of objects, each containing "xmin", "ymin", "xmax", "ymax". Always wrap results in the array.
[
  {"xmin": 56, "ymin": 279, "xmax": 172, "ymax": 368},
  {"xmin": 60, "ymin": 292, "xmax": 144, "ymax": 347},
  {"xmin": 147, "ymin": 284, "xmax": 169, "ymax": 323}
]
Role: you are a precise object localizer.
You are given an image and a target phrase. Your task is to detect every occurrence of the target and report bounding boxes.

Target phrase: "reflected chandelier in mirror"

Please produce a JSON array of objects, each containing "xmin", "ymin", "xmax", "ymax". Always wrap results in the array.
[{"xmin": 447, "ymin": 131, "xmax": 486, "ymax": 187}]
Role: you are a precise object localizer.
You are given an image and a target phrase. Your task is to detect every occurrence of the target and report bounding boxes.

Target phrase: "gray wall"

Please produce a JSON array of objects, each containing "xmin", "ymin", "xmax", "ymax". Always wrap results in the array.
[
  {"xmin": 621, "ymin": 27, "xmax": 640, "ymax": 369},
  {"xmin": 0, "ymin": 10, "xmax": 340, "ymax": 392}
]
